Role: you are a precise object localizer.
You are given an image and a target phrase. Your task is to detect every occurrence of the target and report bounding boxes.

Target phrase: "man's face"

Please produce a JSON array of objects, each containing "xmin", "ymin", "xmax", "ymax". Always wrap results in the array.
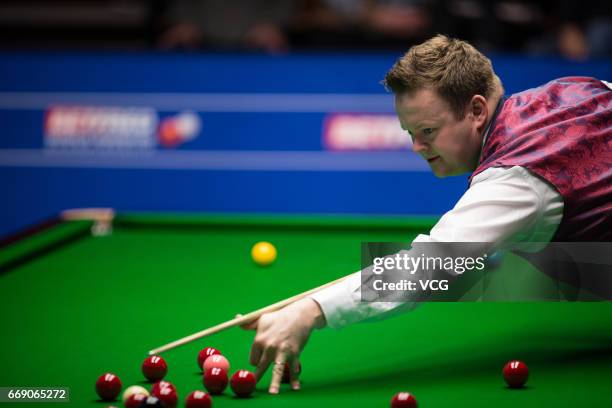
[{"xmin": 395, "ymin": 88, "xmax": 483, "ymax": 177}]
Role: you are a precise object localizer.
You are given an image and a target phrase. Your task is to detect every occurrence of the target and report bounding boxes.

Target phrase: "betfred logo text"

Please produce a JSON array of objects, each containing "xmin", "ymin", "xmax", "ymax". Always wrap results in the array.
[
  {"xmin": 44, "ymin": 105, "xmax": 158, "ymax": 149},
  {"xmin": 323, "ymin": 114, "xmax": 411, "ymax": 151}
]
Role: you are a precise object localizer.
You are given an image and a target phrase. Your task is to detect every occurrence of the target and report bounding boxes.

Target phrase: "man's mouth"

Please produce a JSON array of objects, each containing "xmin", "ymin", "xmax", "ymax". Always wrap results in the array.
[{"xmin": 426, "ymin": 156, "xmax": 440, "ymax": 163}]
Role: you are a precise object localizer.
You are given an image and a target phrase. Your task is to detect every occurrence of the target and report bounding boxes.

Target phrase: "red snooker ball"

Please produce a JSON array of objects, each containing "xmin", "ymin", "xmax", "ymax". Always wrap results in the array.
[
  {"xmin": 185, "ymin": 390, "xmax": 212, "ymax": 408},
  {"xmin": 503, "ymin": 360, "xmax": 529, "ymax": 388},
  {"xmin": 152, "ymin": 385, "xmax": 178, "ymax": 408},
  {"xmin": 197, "ymin": 347, "xmax": 221, "ymax": 370},
  {"xmin": 203, "ymin": 367, "xmax": 228, "ymax": 394},
  {"xmin": 150, "ymin": 380, "xmax": 176, "ymax": 396},
  {"xmin": 95, "ymin": 372, "xmax": 122, "ymax": 401},
  {"xmin": 230, "ymin": 370, "xmax": 256, "ymax": 398},
  {"xmin": 142, "ymin": 355, "xmax": 168, "ymax": 382},
  {"xmin": 390, "ymin": 392, "xmax": 417, "ymax": 408},
  {"xmin": 124, "ymin": 392, "xmax": 148, "ymax": 408}
]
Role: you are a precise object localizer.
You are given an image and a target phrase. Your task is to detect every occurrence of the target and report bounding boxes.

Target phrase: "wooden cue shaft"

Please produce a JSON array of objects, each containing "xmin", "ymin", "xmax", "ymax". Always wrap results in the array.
[{"xmin": 148, "ymin": 275, "xmax": 349, "ymax": 355}]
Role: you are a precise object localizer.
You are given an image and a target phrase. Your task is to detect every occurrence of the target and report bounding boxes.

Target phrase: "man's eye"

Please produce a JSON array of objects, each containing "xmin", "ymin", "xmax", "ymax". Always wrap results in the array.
[{"xmin": 422, "ymin": 128, "xmax": 434, "ymax": 136}]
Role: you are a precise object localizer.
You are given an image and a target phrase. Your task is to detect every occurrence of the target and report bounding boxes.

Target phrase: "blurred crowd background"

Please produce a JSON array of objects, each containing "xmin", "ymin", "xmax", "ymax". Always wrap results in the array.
[{"xmin": 1, "ymin": 0, "xmax": 610, "ymax": 60}]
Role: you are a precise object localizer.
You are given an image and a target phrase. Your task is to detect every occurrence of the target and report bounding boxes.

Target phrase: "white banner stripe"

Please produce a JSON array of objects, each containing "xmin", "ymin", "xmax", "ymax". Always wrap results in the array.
[
  {"xmin": 0, "ymin": 149, "xmax": 429, "ymax": 172},
  {"xmin": 0, "ymin": 92, "xmax": 394, "ymax": 112}
]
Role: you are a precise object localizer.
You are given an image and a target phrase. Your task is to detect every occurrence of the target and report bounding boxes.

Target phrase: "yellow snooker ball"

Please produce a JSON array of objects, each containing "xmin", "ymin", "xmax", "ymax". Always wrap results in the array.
[{"xmin": 251, "ymin": 241, "xmax": 277, "ymax": 266}]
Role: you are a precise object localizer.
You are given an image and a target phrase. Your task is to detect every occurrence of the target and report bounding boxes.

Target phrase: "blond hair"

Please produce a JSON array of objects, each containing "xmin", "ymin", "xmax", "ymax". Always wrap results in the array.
[{"xmin": 383, "ymin": 35, "xmax": 502, "ymax": 118}]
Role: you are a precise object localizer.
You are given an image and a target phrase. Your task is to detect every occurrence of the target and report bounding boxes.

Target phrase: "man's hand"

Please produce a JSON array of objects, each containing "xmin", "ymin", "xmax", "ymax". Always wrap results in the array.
[{"xmin": 239, "ymin": 297, "xmax": 326, "ymax": 394}]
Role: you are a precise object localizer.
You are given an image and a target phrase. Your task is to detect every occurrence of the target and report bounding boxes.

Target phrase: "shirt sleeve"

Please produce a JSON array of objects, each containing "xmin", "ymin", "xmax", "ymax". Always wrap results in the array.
[{"xmin": 309, "ymin": 166, "xmax": 564, "ymax": 329}]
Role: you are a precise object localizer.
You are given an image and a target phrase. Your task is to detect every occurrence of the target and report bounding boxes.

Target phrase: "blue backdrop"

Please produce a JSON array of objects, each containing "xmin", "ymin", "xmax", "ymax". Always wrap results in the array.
[{"xmin": 0, "ymin": 51, "xmax": 610, "ymax": 236}]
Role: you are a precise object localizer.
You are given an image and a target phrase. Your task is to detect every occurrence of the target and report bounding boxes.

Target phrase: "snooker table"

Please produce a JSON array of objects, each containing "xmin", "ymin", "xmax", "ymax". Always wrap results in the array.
[{"xmin": 1, "ymin": 211, "xmax": 611, "ymax": 407}]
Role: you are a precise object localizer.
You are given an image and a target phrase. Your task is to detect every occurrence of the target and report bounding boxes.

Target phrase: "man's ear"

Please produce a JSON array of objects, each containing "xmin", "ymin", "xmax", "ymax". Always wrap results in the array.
[{"xmin": 469, "ymin": 95, "xmax": 488, "ymax": 127}]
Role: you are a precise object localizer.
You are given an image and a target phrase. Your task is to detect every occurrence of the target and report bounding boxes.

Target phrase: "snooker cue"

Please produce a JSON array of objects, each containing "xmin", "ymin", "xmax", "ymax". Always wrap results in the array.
[{"xmin": 148, "ymin": 274, "xmax": 350, "ymax": 355}]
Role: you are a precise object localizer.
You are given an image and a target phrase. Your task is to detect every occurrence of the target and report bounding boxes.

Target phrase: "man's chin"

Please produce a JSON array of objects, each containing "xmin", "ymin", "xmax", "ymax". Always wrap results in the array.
[
  {"xmin": 430, "ymin": 163, "xmax": 465, "ymax": 178},
  {"xmin": 429, "ymin": 160, "xmax": 449, "ymax": 178},
  {"xmin": 432, "ymin": 169, "xmax": 449, "ymax": 178}
]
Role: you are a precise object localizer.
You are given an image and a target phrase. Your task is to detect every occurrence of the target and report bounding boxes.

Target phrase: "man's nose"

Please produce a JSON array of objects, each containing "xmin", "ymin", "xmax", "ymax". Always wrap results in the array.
[{"xmin": 411, "ymin": 138, "xmax": 428, "ymax": 154}]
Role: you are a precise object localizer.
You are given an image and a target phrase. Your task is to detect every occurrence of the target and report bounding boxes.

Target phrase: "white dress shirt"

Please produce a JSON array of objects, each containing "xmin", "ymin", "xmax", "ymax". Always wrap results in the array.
[{"xmin": 310, "ymin": 165, "xmax": 564, "ymax": 329}]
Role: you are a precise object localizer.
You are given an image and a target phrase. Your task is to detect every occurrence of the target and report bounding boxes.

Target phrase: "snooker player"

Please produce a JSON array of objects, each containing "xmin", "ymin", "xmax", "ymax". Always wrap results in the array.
[{"xmin": 241, "ymin": 35, "xmax": 611, "ymax": 394}]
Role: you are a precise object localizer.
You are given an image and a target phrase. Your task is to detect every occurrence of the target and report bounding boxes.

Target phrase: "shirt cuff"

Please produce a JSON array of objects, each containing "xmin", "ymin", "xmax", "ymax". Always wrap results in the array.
[{"xmin": 309, "ymin": 271, "xmax": 361, "ymax": 329}]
